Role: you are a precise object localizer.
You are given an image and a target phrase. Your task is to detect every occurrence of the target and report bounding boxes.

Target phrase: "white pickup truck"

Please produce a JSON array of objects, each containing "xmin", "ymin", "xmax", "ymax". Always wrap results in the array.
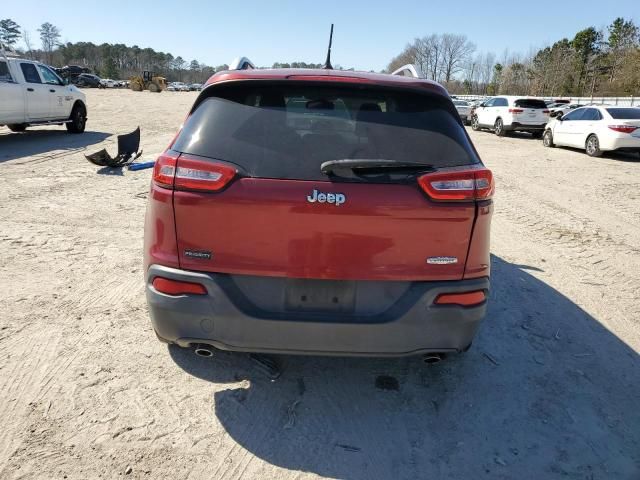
[{"xmin": 0, "ymin": 55, "xmax": 87, "ymax": 133}]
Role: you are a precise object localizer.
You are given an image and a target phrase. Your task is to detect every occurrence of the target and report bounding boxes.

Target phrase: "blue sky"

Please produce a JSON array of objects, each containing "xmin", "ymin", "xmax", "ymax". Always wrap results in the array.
[{"xmin": 4, "ymin": 1, "xmax": 639, "ymax": 71}]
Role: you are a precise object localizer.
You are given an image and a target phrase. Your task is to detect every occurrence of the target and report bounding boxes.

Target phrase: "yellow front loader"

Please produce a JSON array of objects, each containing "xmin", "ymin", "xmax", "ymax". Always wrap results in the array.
[{"xmin": 130, "ymin": 71, "xmax": 166, "ymax": 92}]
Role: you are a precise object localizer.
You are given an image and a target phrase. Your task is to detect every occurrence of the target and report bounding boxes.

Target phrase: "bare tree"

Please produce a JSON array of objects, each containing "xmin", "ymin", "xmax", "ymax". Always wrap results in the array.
[
  {"xmin": 386, "ymin": 16, "xmax": 639, "ymax": 96},
  {"xmin": 441, "ymin": 34, "xmax": 476, "ymax": 84},
  {"xmin": 22, "ymin": 30, "xmax": 33, "ymax": 59},
  {"xmin": 415, "ymin": 34, "xmax": 445, "ymax": 81},
  {"xmin": 479, "ymin": 52, "xmax": 496, "ymax": 94},
  {"xmin": 386, "ymin": 43, "xmax": 417, "ymax": 73}
]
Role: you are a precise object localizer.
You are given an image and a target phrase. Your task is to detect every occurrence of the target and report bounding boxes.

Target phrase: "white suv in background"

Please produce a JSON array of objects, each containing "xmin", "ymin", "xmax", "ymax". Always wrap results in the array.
[{"xmin": 472, "ymin": 96, "xmax": 549, "ymax": 137}]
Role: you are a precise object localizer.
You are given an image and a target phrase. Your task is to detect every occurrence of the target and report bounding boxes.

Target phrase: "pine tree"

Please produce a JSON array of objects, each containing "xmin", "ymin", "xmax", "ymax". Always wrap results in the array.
[{"xmin": 0, "ymin": 18, "xmax": 21, "ymax": 48}]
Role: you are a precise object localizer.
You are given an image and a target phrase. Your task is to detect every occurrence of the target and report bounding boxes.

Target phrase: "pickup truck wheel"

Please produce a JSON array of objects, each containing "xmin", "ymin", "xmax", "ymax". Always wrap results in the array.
[
  {"xmin": 66, "ymin": 104, "xmax": 86, "ymax": 134},
  {"xmin": 8, "ymin": 124, "xmax": 28, "ymax": 133}
]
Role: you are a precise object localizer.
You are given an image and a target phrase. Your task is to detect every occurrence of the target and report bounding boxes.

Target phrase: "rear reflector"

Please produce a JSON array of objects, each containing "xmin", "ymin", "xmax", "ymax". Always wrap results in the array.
[
  {"xmin": 434, "ymin": 290, "xmax": 486, "ymax": 306},
  {"xmin": 608, "ymin": 125, "xmax": 638, "ymax": 134},
  {"xmin": 418, "ymin": 167, "xmax": 494, "ymax": 202},
  {"xmin": 542, "ymin": 110, "xmax": 550, "ymax": 114},
  {"xmin": 152, "ymin": 277, "xmax": 207, "ymax": 295}
]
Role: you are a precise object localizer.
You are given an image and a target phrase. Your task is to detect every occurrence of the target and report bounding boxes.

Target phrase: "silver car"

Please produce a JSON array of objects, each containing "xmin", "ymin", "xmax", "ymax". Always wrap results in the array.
[{"xmin": 453, "ymin": 100, "xmax": 471, "ymax": 125}]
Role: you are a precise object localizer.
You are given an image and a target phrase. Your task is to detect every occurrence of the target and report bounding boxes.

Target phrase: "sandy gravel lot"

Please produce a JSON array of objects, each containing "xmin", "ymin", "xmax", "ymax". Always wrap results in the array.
[{"xmin": 0, "ymin": 89, "xmax": 638, "ymax": 479}]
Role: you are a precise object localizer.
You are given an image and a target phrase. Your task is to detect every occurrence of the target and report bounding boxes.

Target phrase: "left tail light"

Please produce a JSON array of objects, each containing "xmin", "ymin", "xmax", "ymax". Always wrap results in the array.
[
  {"xmin": 418, "ymin": 167, "xmax": 494, "ymax": 202},
  {"xmin": 153, "ymin": 150, "xmax": 178, "ymax": 188},
  {"xmin": 153, "ymin": 151, "xmax": 237, "ymax": 192}
]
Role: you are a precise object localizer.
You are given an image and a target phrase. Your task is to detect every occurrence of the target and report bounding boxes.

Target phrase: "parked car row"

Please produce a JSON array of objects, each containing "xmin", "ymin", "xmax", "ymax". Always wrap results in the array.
[
  {"xmin": 167, "ymin": 82, "xmax": 202, "ymax": 91},
  {"xmin": 72, "ymin": 74, "xmax": 128, "ymax": 89},
  {"xmin": 468, "ymin": 95, "xmax": 640, "ymax": 157},
  {"xmin": 100, "ymin": 78, "xmax": 129, "ymax": 88}
]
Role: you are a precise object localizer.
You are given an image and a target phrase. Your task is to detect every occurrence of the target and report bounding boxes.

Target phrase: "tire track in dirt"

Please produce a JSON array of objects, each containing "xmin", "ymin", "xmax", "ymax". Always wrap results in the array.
[{"xmin": 496, "ymin": 184, "xmax": 640, "ymax": 321}]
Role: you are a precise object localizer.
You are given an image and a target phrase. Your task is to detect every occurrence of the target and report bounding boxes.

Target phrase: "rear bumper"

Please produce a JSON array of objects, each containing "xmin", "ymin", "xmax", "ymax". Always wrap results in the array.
[
  {"xmin": 505, "ymin": 122, "xmax": 546, "ymax": 131},
  {"xmin": 146, "ymin": 265, "xmax": 489, "ymax": 357},
  {"xmin": 600, "ymin": 136, "xmax": 640, "ymax": 152}
]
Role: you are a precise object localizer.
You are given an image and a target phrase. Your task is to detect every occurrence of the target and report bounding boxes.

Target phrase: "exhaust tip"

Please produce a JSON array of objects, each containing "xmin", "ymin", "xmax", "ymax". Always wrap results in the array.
[
  {"xmin": 194, "ymin": 344, "xmax": 214, "ymax": 358},
  {"xmin": 422, "ymin": 353, "xmax": 444, "ymax": 364}
]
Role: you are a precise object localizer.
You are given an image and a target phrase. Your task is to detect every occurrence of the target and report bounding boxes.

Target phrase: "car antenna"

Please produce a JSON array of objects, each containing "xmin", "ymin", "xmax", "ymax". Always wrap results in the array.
[{"xmin": 323, "ymin": 24, "xmax": 334, "ymax": 69}]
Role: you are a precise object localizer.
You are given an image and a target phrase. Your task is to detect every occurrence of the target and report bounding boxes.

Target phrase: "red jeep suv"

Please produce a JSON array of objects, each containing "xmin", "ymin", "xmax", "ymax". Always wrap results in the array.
[{"xmin": 144, "ymin": 68, "xmax": 493, "ymax": 359}]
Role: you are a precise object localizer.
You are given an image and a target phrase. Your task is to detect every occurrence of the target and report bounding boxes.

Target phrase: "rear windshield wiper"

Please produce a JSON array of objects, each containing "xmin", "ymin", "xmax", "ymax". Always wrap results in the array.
[{"xmin": 320, "ymin": 159, "xmax": 435, "ymax": 177}]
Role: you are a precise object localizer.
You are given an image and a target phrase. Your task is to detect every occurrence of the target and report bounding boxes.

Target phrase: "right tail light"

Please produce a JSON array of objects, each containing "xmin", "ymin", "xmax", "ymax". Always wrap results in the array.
[{"xmin": 418, "ymin": 167, "xmax": 494, "ymax": 202}]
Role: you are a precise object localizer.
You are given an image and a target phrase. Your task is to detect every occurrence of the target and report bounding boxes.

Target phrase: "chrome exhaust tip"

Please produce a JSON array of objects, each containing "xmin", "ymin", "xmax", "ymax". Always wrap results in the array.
[
  {"xmin": 194, "ymin": 344, "xmax": 214, "ymax": 358},
  {"xmin": 422, "ymin": 353, "xmax": 444, "ymax": 364}
]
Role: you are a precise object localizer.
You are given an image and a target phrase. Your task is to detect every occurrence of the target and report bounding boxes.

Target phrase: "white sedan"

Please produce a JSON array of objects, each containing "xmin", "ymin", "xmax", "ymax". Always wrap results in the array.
[{"xmin": 543, "ymin": 106, "xmax": 640, "ymax": 157}]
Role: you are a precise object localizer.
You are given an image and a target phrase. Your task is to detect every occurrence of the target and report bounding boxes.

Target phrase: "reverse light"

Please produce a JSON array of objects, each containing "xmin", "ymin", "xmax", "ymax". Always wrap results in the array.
[
  {"xmin": 418, "ymin": 167, "xmax": 494, "ymax": 202},
  {"xmin": 152, "ymin": 277, "xmax": 207, "ymax": 296},
  {"xmin": 434, "ymin": 290, "xmax": 486, "ymax": 307},
  {"xmin": 608, "ymin": 125, "xmax": 637, "ymax": 134}
]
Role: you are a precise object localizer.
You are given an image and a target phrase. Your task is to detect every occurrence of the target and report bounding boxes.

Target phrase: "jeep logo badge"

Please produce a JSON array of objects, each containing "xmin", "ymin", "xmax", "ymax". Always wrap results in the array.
[{"xmin": 307, "ymin": 189, "xmax": 346, "ymax": 206}]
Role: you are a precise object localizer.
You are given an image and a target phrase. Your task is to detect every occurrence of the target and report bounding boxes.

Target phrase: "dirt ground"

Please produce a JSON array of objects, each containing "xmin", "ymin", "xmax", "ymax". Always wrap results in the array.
[{"xmin": 1, "ymin": 89, "xmax": 638, "ymax": 480}]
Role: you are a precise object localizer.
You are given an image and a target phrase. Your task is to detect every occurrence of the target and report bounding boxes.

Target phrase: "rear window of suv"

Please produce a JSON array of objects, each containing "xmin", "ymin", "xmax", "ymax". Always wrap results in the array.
[
  {"xmin": 172, "ymin": 83, "xmax": 479, "ymax": 181},
  {"xmin": 514, "ymin": 99, "xmax": 548, "ymax": 109},
  {"xmin": 606, "ymin": 108, "xmax": 640, "ymax": 119}
]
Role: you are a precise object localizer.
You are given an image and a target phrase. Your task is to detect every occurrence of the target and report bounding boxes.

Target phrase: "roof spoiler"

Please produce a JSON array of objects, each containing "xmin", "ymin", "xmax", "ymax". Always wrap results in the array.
[
  {"xmin": 229, "ymin": 57, "xmax": 255, "ymax": 71},
  {"xmin": 391, "ymin": 64, "xmax": 422, "ymax": 78}
]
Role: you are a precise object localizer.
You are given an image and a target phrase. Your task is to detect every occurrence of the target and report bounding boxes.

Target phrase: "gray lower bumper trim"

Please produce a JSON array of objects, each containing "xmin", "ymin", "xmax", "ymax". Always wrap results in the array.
[{"xmin": 146, "ymin": 265, "xmax": 489, "ymax": 357}]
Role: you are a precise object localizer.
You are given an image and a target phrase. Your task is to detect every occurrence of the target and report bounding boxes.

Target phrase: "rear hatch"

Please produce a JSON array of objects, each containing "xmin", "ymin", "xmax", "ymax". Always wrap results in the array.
[
  {"xmin": 512, "ymin": 98, "xmax": 549, "ymax": 124},
  {"xmin": 168, "ymin": 82, "xmax": 485, "ymax": 281}
]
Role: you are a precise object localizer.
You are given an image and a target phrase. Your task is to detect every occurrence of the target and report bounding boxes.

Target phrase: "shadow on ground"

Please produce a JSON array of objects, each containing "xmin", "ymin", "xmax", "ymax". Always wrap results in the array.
[
  {"xmin": 0, "ymin": 129, "xmax": 111, "ymax": 163},
  {"xmin": 169, "ymin": 255, "xmax": 639, "ymax": 479}
]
